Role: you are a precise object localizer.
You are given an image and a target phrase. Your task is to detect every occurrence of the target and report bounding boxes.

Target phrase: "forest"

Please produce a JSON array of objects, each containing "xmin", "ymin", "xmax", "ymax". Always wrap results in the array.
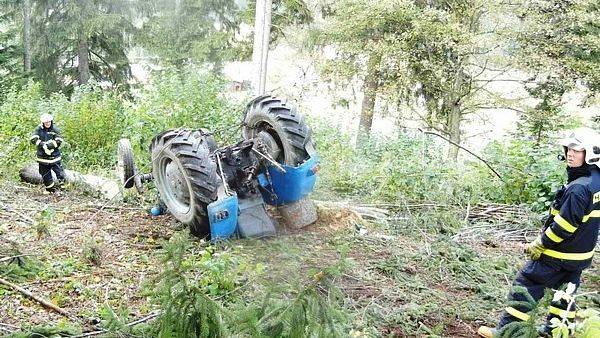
[{"xmin": 0, "ymin": 0, "xmax": 599, "ymax": 337}]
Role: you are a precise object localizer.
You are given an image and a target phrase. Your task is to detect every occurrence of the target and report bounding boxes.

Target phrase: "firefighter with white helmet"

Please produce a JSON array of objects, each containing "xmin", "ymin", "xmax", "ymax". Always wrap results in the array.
[
  {"xmin": 29, "ymin": 113, "xmax": 66, "ymax": 192},
  {"xmin": 479, "ymin": 127, "xmax": 600, "ymax": 337}
]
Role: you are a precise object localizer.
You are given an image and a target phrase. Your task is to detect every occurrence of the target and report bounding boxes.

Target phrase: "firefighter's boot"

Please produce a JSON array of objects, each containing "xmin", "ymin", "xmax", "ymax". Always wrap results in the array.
[{"xmin": 477, "ymin": 326, "xmax": 496, "ymax": 338}]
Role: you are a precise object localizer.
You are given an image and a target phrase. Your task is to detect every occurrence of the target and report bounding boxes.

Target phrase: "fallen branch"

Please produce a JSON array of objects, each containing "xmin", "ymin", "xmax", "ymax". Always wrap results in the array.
[
  {"xmin": 72, "ymin": 311, "xmax": 161, "ymax": 337},
  {"xmin": 0, "ymin": 326, "xmax": 13, "ymax": 334},
  {"xmin": 314, "ymin": 200, "xmax": 389, "ymax": 221},
  {"xmin": 0, "ymin": 277, "xmax": 71, "ymax": 318},
  {"xmin": 0, "ymin": 254, "xmax": 31, "ymax": 263},
  {"xmin": 419, "ymin": 128, "xmax": 503, "ymax": 182}
]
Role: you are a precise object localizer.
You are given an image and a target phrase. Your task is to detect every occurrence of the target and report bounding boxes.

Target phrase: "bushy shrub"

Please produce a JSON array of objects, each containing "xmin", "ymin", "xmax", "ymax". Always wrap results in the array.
[
  {"xmin": 0, "ymin": 67, "xmax": 240, "ymax": 177},
  {"xmin": 0, "ymin": 82, "xmax": 45, "ymax": 174},
  {"xmin": 123, "ymin": 67, "xmax": 242, "ymax": 169},
  {"xmin": 312, "ymin": 124, "xmax": 566, "ymax": 211},
  {"xmin": 481, "ymin": 138, "xmax": 565, "ymax": 211},
  {"xmin": 313, "ymin": 128, "xmax": 487, "ymax": 205}
]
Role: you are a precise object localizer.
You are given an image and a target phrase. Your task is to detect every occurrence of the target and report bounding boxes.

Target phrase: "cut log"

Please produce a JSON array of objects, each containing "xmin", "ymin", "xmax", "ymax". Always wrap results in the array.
[{"xmin": 19, "ymin": 163, "xmax": 120, "ymax": 200}]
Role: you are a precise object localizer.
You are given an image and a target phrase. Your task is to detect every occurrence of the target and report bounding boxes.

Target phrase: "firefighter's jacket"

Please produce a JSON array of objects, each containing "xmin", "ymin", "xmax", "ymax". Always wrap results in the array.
[
  {"xmin": 540, "ymin": 166, "xmax": 600, "ymax": 271},
  {"xmin": 29, "ymin": 123, "xmax": 64, "ymax": 164}
]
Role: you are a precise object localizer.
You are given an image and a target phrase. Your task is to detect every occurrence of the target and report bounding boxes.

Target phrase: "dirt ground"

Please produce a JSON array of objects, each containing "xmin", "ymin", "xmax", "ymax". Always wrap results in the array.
[
  {"xmin": 0, "ymin": 182, "xmax": 173, "ymax": 329},
  {"xmin": 0, "ymin": 181, "xmax": 598, "ymax": 337}
]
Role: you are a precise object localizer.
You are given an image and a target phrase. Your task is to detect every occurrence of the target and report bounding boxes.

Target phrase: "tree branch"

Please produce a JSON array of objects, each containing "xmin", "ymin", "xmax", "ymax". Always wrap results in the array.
[
  {"xmin": 469, "ymin": 105, "xmax": 529, "ymax": 114},
  {"xmin": 419, "ymin": 129, "xmax": 504, "ymax": 182},
  {"xmin": 0, "ymin": 277, "xmax": 72, "ymax": 318}
]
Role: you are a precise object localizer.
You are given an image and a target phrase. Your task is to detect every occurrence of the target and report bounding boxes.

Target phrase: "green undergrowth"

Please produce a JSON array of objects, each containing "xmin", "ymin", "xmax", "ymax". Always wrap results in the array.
[{"xmin": 0, "ymin": 67, "xmax": 241, "ymax": 179}]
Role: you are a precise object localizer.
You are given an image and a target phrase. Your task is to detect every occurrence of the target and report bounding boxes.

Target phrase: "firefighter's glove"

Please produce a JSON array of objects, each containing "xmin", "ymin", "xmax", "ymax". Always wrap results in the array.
[
  {"xmin": 42, "ymin": 142, "xmax": 53, "ymax": 156},
  {"xmin": 525, "ymin": 236, "xmax": 545, "ymax": 260},
  {"xmin": 46, "ymin": 140, "xmax": 57, "ymax": 150}
]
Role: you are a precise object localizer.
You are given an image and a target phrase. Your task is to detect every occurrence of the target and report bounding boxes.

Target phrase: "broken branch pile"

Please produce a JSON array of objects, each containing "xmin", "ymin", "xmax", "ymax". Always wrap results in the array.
[{"xmin": 455, "ymin": 203, "xmax": 540, "ymax": 242}]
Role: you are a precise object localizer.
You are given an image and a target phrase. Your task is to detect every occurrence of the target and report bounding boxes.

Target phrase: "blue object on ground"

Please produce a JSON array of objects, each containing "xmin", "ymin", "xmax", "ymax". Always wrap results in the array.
[
  {"xmin": 150, "ymin": 206, "xmax": 164, "ymax": 216},
  {"xmin": 207, "ymin": 194, "xmax": 239, "ymax": 241},
  {"xmin": 258, "ymin": 156, "xmax": 319, "ymax": 206}
]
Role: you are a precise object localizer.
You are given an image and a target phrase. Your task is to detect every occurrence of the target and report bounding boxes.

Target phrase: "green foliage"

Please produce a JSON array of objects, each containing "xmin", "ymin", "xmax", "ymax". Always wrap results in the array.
[
  {"xmin": 576, "ymin": 309, "xmax": 600, "ymax": 338},
  {"xmin": 313, "ymin": 0, "xmax": 509, "ymax": 154},
  {"xmin": 4, "ymin": 322, "xmax": 82, "ymax": 338},
  {"xmin": 311, "ymin": 119, "xmax": 567, "ymax": 209},
  {"xmin": 481, "ymin": 138, "xmax": 565, "ymax": 211},
  {"xmin": 225, "ymin": 267, "xmax": 348, "ymax": 337},
  {"xmin": 137, "ymin": 0, "xmax": 313, "ymax": 70},
  {"xmin": 516, "ymin": 80, "xmax": 581, "ymax": 145},
  {"xmin": 83, "ymin": 237, "xmax": 102, "ymax": 266},
  {"xmin": 313, "ymin": 127, "xmax": 488, "ymax": 205},
  {"xmin": 497, "ymin": 286, "xmax": 544, "ymax": 338},
  {"xmin": 0, "ymin": 82, "xmax": 44, "ymax": 174},
  {"xmin": 0, "ymin": 0, "xmax": 26, "ymax": 104},
  {"xmin": 33, "ymin": 206, "xmax": 54, "ymax": 239},
  {"xmin": 515, "ymin": 0, "xmax": 600, "ymax": 93},
  {"xmin": 124, "ymin": 66, "xmax": 240, "ymax": 167},
  {"xmin": 152, "ymin": 231, "xmax": 226, "ymax": 338},
  {"xmin": 256, "ymin": 282, "xmax": 346, "ymax": 337},
  {"xmin": 30, "ymin": 0, "xmax": 134, "ymax": 93},
  {"xmin": 0, "ymin": 69, "xmax": 238, "ymax": 176},
  {"xmin": 98, "ymin": 303, "xmax": 130, "ymax": 332},
  {"xmin": 241, "ymin": 0, "xmax": 313, "ymax": 48},
  {"xmin": 0, "ymin": 256, "xmax": 42, "ymax": 283},
  {"xmin": 57, "ymin": 85, "xmax": 128, "ymax": 170},
  {"xmin": 136, "ymin": 0, "xmax": 241, "ymax": 69}
]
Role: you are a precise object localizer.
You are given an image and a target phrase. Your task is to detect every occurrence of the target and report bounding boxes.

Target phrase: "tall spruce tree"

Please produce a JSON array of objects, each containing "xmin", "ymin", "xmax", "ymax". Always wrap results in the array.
[
  {"xmin": 0, "ymin": 0, "xmax": 25, "ymax": 102},
  {"xmin": 31, "ymin": 0, "xmax": 134, "ymax": 93}
]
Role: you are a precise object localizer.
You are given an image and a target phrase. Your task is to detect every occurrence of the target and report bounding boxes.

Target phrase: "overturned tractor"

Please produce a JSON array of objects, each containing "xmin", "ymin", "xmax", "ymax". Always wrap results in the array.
[{"xmin": 117, "ymin": 96, "xmax": 319, "ymax": 240}]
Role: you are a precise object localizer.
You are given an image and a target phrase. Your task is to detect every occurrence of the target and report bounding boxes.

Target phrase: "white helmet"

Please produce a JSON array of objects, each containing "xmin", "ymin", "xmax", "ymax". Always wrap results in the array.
[
  {"xmin": 558, "ymin": 127, "xmax": 600, "ymax": 167},
  {"xmin": 40, "ymin": 113, "xmax": 53, "ymax": 124}
]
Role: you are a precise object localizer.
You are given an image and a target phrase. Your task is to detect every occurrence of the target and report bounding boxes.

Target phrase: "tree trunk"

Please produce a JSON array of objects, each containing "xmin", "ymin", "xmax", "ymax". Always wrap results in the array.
[
  {"xmin": 77, "ymin": 37, "xmax": 90, "ymax": 85},
  {"xmin": 357, "ymin": 55, "xmax": 380, "ymax": 145},
  {"xmin": 447, "ymin": 104, "xmax": 461, "ymax": 160},
  {"xmin": 446, "ymin": 61, "xmax": 466, "ymax": 160},
  {"xmin": 22, "ymin": 0, "xmax": 31, "ymax": 72}
]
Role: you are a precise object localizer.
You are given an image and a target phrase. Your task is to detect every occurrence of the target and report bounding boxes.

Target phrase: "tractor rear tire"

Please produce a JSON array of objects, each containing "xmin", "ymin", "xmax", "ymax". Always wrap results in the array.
[
  {"xmin": 151, "ymin": 130, "xmax": 220, "ymax": 238},
  {"xmin": 150, "ymin": 128, "xmax": 217, "ymax": 155},
  {"xmin": 117, "ymin": 138, "xmax": 136, "ymax": 189},
  {"xmin": 243, "ymin": 95, "xmax": 314, "ymax": 166}
]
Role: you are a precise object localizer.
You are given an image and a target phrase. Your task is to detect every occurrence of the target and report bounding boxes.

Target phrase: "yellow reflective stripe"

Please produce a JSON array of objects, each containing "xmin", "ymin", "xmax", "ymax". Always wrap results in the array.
[
  {"xmin": 544, "ymin": 228, "xmax": 564, "ymax": 243},
  {"xmin": 549, "ymin": 306, "xmax": 576, "ymax": 319},
  {"xmin": 30, "ymin": 135, "xmax": 40, "ymax": 140},
  {"xmin": 45, "ymin": 182, "xmax": 55, "ymax": 188},
  {"xmin": 37, "ymin": 156, "xmax": 61, "ymax": 164},
  {"xmin": 542, "ymin": 249, "xmax": 594, "ymax": 260},
  {"xmin": 582, "ymin": 210, "xmax": 600, "ymax": 222},
  {"xmin": 550, "ymin": 207, "xmax": 559, "ymax": 216},
  {"xmin": 506, "ymin": 307, "xmax": 530, "ymax": 321},
  {"xmin": 554, "ymin": 214, "xmax": 577, "ymax": 233}
]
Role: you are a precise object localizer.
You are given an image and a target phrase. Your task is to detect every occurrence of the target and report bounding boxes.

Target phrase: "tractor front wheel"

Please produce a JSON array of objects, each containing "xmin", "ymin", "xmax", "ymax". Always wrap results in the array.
[{"xmin": 243, "ymin": 95, "xmax": 314, "ymax": 166}]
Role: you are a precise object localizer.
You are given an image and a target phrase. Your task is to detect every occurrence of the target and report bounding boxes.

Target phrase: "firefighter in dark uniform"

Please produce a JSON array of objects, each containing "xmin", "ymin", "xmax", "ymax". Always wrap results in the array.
[
  {"xmin": 29, "ymin": 113, "xmax": 66, "ymax": 192},
  {"xmin": 479, "ymin": 127, "xmax": 600, "ymax": 337}
]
